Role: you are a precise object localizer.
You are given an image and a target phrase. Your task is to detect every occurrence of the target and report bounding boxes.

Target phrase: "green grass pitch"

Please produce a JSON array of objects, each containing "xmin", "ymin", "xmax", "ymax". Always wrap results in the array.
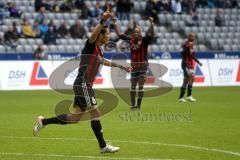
[{"xmin": 0, "ymin": 87, "xmax": 239, "ymax": 160}]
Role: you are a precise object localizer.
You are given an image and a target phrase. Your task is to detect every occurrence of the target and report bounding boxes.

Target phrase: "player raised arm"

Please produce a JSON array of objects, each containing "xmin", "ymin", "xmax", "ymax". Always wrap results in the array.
[
  {"xmin": 112, "ymin": 15, "xmax": 131, "ymax": 40},
  {"xmin": 101, "ymin": 58, "xmax": 132, "ymax": 72},
  {"xmin": 147, "ymin": 17, "xmax": 155, "ymax": 37},
  {"xmin": 89, "ymin": 10, "xmax": 112, "ymax": 43}
]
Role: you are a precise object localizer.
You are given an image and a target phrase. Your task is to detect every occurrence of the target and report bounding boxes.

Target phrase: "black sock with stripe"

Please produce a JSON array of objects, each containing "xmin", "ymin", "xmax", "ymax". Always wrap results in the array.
[{"xmin": 91, "ymin": 120, "xmax": 106, "ymax": 148}]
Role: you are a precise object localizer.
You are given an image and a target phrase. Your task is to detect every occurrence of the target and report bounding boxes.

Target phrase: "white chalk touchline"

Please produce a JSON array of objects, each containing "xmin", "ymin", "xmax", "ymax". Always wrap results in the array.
[
  {"xmin": 0, "ymin": 152, "xmax": 183, "ymax": 160},
  {"xmin": 1, "ymin": 136, "xmax": 240, "ymax": 157}
]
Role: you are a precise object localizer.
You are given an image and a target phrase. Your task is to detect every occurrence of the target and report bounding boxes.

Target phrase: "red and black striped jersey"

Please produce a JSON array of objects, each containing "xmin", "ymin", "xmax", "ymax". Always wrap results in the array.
[
  {"xmin": 181, "ymin": 40, "xmax": 199, "ymax": 69},
  {"xmin": 119, "ymin": 34, "xmax": 152, "ymax": 71},
  {"xmin": 75, "ymin": 40, "xmax": 103, "ymax": 86}
]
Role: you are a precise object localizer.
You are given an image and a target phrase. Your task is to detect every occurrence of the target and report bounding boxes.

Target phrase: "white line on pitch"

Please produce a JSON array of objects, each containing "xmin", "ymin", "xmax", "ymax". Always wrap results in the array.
[
  {"xmin": 1, "ymin": 135, "xmax": 240, "ymax": 157},
  {"xmin": 0, "ymin": 152, "xmax": 183, "ymax": 160}
]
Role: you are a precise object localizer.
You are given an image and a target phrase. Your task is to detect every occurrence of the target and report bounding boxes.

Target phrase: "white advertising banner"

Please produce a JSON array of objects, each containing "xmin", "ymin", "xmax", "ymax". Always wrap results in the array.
[
  {"xmin": 208, "ymin": 59, "xmax": 240, "ymax": 86},
  {"xmin": 159, "ymin": 60, "xmax": 212, "ymax": 87},
  {"xmin": 0, "ymin": 59, "xmax": 239, "ymax": 90}
]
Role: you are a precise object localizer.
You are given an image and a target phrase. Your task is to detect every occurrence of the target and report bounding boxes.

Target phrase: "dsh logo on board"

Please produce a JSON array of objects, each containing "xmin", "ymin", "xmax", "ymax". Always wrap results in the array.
[
  {"xmin": 30, "ymin": 62, "xmax": 48, "ymax": 85},
  {"xmin": 194, "ymin": 63, "xmax": 204, "ymax": 83},
  {"xmin": 93, "ymin": 73, "xmax": 103, "ymax": 84}
]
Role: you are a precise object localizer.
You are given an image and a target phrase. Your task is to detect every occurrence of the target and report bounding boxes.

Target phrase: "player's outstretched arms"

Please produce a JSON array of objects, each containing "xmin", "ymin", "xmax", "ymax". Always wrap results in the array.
[
  {"xmin": 89, "ymin": 11, "xmax": 112, "ymax": 43},
  {"xmin": 112, "ymin": 15, "xmax": 124, "ymax": 37},
  {"xmin": 102, "ymin": 58, "xmax": 132, "ymax": 72}
]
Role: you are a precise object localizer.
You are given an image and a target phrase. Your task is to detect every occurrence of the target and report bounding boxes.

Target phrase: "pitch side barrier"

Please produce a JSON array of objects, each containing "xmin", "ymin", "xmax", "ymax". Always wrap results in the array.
[{"xmin": 0, "ymin": 59, "xmax": 239, "ymax": 90}]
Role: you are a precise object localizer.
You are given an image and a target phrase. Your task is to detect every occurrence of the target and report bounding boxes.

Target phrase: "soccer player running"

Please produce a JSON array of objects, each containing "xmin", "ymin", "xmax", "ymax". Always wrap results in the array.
[
  {"xmin": 179, "ymin": 32, "xmax": 202, "ymax": 102},
  {"xmin": 112, "ymin": 16, "xmax": 155, "ymax": 110},
  {"xmin": 33, "ymin": 9, "xmax": 132, "ymax": 153}
]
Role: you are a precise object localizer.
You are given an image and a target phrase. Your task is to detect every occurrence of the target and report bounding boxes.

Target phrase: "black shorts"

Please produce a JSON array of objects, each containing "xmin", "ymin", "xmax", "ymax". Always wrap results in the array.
[
  {"xmin": 131, "ymin": 67, "xmax": 147, "ymax": 80},
  {"xmin": 131, "ymin": 70, "xmax": 147, "ymax": 80},
  {"xmin": 182, "ymin": 66, "xmax": 194, "ymax": 77},
  {"xmin": 73, "ymin": 81, "xmax": 97, "ymax": 112}
]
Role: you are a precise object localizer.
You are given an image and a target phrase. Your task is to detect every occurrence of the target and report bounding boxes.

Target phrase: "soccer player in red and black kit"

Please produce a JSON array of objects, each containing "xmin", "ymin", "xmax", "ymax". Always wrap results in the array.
[
  {"xmin": 179, "ymin": 32, "xmax": 202, "ymax": 102},
  {"xmin": 113, "ymin": 16, "xmax": 155, "ymax": 109},
  {"xmin": 33, "ymin": 10, "xmax": 131, "ymax": 153}
]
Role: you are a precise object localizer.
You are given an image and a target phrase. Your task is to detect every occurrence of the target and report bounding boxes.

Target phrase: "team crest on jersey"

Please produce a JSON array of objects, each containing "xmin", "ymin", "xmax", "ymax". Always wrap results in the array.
[{"xmin": 30, "ymin": 62, "xmax": 48, "ymax": 85}]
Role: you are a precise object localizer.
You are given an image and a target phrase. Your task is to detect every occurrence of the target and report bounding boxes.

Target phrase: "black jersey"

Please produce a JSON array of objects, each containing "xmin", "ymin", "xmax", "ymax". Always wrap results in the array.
[
  {"xmin": 74, "ymin": 40, "xmax": 103, "ymax": 86},
  {"xmin": 119, "ymin": 34, "xmax": 152, "ymax": 71}
]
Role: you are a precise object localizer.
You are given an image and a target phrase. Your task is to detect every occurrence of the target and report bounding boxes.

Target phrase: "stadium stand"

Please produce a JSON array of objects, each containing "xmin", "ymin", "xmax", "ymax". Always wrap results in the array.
[{"xmin": 0, "ymin": 0, "xmax": 239, "ymax": 56}]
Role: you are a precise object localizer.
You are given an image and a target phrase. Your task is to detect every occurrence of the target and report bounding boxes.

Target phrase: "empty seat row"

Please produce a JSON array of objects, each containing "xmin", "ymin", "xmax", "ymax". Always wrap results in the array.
[
  {"xmin": 0, "ymin": 45, "xmax": 83, "ymax": 53},
  {"xmin": 224, "ymin": 20, "xmax": 240, "ymax": 26},
  {"xmin": 18, "ymin": 38, "xmax": 87, "ymax": 46},
  {"xmin": 0, "ymin": 43, "xmax": 210, "ymax": 54},
  {"xmin": 210, "ymin": 40, "xmax": 240, "ymax": 51},
  {"xmin": 184, "ymin": 27, "xmax": 240, "ymax": 35},
  {"xmin": 158, "ymin": 14, "xmax": 191, "ymax": 24},
  {"xmin": 197, "ymin": 33, "xmax": 240, "ymax": 44},
  {"xmin": 200, "ymin": 33, "xmax": 240, "ymax": 42},
  {"xmin": 150, "ymin": 44, "xmax": 207, "ymax": 52},
  {"xmin": 157, "ymin": 38, "xmax": 183, "ymax": 45},
  {"xmin": 197, "ymin": 14, "xmax": 240, "ymax": 21},
  {"xmin": 223, "ymin": 45, "xmax": 240, "ymax": 51},
  {"xmin": 18, "ymin": 38, "xmax": 43, "ymax": 45},
  {"xmin": 197, "ymin": 8, "xmax": 240, "ymax": 15}
]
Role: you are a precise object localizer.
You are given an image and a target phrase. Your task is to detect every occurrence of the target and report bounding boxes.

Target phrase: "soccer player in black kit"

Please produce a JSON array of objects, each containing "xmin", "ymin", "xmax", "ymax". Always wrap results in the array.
[
  {"xmin": 179, "ymin": 32, "xmax": 202, "ymax": 102},
  {"xmin": 33, "ymin": 10, "xmax": 131, "ymax": 153},
  {"xmin": 113, "ymin": 16, "xmax": 155, "ymax": 110}
]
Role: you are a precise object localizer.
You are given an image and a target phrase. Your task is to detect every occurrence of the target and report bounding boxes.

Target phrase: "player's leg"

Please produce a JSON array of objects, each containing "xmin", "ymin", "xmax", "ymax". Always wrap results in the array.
[
  {"xmin": 187, "ymin": 75, "xmax": 194, "ymax": 97},
  {"xmin": 179, "ymin": 67, "xmax": 189, "ymax": 102},
  {"xmin": 130, "ymin": 73, "xmax": 138, "ymax": 108},
  {"xmin": 136, "ymin": 73, "xmax": 146, "ymax": 109},
  {"xmin": 88, "ymin": 107, "xmax": 106, "ymax": 149},
  {"xmin": 88, "ymin": 106, "xmax": 120, "ymax": 153},
  {"xmin": 186, "ymin": 75, "xmax": 196, "ymax": 102},
  {"xmin": 33, "ymin": 83, "xmax": 88, "ymax": 136},
  {"xmin": 44, "ymin": 105, "xmax": 84, "ymax": 124},
  {"xmin": 33, "ymin": 105, "xmax": 84, "ymax": 136}
]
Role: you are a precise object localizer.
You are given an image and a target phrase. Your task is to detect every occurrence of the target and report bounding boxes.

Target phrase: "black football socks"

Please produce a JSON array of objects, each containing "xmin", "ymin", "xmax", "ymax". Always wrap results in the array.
[
  {"xmin": 42, "ymin": 114, "xmax": 68, "ymax": 125},
  {"xmin": 137, "ymin": 88, "xmax": 144, "ymax": 108},
  {"xmin": 179, "ymin": 86, "xmax": 186, "ymax": 99},
  {"xmin": 187, "ymin": 84, "xmax": 193, "ymax": 97},
  {"xmin": 130, "ymin": 87, "xmax": 136, "ymax": 107},
  {"xmin": 91, "ymin": 119, "xmax": 106, "ymax": 148}
]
